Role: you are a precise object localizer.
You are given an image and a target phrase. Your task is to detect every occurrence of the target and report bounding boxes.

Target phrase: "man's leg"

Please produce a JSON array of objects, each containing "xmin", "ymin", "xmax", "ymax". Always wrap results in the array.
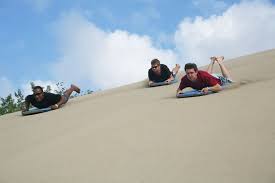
[
  {"xmin": 62, "ymin": 84, "xmax": 81, "ymax": 104},
  {"xmin": 216, "ymin": 56, "xmax": 231, "ymax": 79},
  {"xmin": 206, "ymin": 57, "xmax": 216, "ymax": 74},
  {"xmin": 171, "ymin": 64, "xmax": 181, "ymax": 76}
]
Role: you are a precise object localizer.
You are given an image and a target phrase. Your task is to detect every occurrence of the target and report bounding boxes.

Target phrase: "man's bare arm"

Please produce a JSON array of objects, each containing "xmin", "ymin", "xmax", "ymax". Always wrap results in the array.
[{"xmin": 22, "ymin": 100, "xmax": 30, "ymax": 112}]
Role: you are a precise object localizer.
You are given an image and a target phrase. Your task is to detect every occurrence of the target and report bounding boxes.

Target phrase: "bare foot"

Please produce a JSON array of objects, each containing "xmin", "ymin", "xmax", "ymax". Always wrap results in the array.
[
  {"xmin": 216, "ymin": 56, "xmax": 224, "ymax": 63},
  {"xmin": 71, "ymin": 84, "xmax": 80, "ymax": 93},
  {"xmin": 172, "ymin": 64, "xmax": 181, "ymax": 75},
  {"xmin": 210, "ymin": 56, "xmax": 217, "ymax": 64},
  {"xmin": 210, "ymin": 56, "xmax": 217, "ymax": 61}
]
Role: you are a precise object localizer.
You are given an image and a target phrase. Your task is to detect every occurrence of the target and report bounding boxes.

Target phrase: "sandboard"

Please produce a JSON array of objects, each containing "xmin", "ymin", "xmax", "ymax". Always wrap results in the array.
[
  {"xmin": 22, "ymin": 107, "xmax": 52, "ymax": 116},
  {"xmin": 176, "ymin": 83, "xmax": 234, "ymax": 98},
  {"xmin": 149, "ymin": 79, "xmax": 178, "ymax": 87},
  {"xmin": 177, "ymin": 90, "xmax": 214, "ymax": 98}
]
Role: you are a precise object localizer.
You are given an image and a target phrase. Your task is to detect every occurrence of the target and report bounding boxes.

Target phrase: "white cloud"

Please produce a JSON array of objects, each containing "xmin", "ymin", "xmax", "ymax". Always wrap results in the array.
[
  {"xmin": 48, "ymin": 1, "xmax": 275, "ymax": 90},
  {"xmin": 25, "ymin": 0, "xmax": 52, "ymax": 12},
  {"xmin": 0, "ymin": 77, "xmax": 14, "ymax": 98},
  {"xmin": 51, "ymin": 12, "xmax": 178, "ymax": 89},
  {"xmin": 175, "ymin": 0, "xmax": 275, "ymax": 66},
  {"xmin": 21, "ymin": 80, "xmax": 59, "ymax": 96}
]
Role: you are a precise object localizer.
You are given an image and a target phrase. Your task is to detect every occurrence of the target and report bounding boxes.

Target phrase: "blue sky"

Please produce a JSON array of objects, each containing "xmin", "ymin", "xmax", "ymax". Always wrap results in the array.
[{"xmin": 1, "ymin": 0, "xmax": 275, "ymax": 97}]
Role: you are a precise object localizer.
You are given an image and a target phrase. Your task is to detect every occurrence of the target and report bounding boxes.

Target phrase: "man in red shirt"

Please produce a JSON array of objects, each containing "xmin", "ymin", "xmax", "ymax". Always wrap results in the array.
[{"xmin": 177, "ymin": 56, "xmax": 233, "ymax": 94}]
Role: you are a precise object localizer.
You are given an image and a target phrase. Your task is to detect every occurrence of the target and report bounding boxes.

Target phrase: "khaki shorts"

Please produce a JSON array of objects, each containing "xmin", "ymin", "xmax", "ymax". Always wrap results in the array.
[{"xmin": 211, "ymin": 73, "xmax": 233, "ymax": 86}]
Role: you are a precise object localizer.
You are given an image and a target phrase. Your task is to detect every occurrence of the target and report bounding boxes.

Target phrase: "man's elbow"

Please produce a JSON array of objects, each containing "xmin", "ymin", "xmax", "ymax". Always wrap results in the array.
[{"xmin": 215, "ymin": 84, "xmax": 223, "ymax": 91}]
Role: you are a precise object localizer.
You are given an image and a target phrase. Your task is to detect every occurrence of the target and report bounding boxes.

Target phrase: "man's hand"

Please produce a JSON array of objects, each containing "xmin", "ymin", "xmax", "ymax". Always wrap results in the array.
[
  {"xmin": 201, "ymin": 87, "xmax": 210, "ymax": 94},
  {"xmin": 166, "ymin": 77, "xmax": 174, "ymax": 83},
  {"xmin": 51, "ymin": 104, "xmax": 59, "ymax": 110},
  {"xmin": 149, "ymin": 81, "xmax": 154, "ymax": 86},
  {"xmin": 21, "ymin": 105, "xmax": 28, "ymax": 112}
]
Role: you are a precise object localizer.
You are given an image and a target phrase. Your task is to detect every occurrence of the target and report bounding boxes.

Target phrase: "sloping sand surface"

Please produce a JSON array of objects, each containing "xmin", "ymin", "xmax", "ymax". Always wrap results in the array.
[{"xmin": 0, "ymin": 49, "xmax": 275, "ymax": 183}]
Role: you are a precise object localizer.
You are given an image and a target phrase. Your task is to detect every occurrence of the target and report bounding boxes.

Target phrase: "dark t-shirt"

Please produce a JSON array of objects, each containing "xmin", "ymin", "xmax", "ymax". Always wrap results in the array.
[
  {"xmin": 25, "ymin": 92, "xmax": 62, "ymax": 109},
  {"xmin": 148, "ymin": 64, "xmax": 172, "ymax": 82},
  {"xmin": 178, "ymin": 70, "xmax": 221, "ymax": 90}
]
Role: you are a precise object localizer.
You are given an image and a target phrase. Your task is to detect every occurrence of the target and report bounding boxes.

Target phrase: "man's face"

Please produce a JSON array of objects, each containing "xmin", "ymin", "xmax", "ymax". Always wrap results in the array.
[
  {"xmin": 186, "ymin": 68, "xmax": 198, "ymax": 81},
  {"xmin": 151, "ymin": 63, "xmax": 160, "ymax": 73},
  {"xmin": 33, "ymin": 88, "xmax": 44, "ymax": 102}
]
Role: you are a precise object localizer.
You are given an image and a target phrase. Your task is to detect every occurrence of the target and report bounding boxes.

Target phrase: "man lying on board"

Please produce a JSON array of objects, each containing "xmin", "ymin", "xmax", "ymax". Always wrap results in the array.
[
  {"xmin": 22, "ymin": 84, "xmax": 80, "ymax": 112},
  {"xmin": 148, "ymin": 58, "xmax": 180, "ymax": 86},
  {"xmin": 177, "ymin": 56, "xmax": 233, "ymax": 95}
]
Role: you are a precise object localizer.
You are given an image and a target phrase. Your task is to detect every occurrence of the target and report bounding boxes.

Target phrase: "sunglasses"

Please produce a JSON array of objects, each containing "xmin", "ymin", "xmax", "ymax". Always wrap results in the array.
[
  {"xmin": 151, "ymin": 65, "xmax": 159, "ymax": 69},
  {"xmin": 34, "ymin": 92, "xmax": 43, "ymax": 96}
]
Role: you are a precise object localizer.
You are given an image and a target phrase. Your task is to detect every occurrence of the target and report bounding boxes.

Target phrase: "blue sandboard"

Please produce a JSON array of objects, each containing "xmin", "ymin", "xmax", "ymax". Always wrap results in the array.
[
  {"xmin": 149, "ymin": 79, "xmax": 178, "ymax": 87},
  {"xmin": 177, "ymin": 90, "xmax": 214, "ymax": 98},
  {"xmin": 176, "ymin": 83, "xmax": 234, "ymax": 98},
  {"xmin": 22, "ymin": 107, "xmax": 52, "ymax": 116}
]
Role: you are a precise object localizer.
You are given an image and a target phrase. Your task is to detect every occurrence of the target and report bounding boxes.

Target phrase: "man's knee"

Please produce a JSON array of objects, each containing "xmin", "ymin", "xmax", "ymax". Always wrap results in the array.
[{"xmin": 62, "ymin": 95, "xmax": 69, "ymax": 104}]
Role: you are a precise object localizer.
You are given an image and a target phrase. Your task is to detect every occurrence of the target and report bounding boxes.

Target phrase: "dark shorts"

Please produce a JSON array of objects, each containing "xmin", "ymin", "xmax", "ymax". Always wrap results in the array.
[
  {"xmin": 172, "ymin": 72, "xmax": 177, "ymax": 79},
  {"xmin": 62, "ymin": 94, "xmax": 69, "ymax": 103}
]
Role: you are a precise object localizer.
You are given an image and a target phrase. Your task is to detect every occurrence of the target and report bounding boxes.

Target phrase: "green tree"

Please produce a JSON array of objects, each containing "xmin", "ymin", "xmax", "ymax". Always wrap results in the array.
[
  {"xmin": 0, "ymin": 94, "xmax": 17, "ymax": 115},
  {"xmin": 30, "ymin": 82, "xmax": 51, "ymax": 93},
  {"xmin": 86, "ymin": 89, "xmax": 93, "ymax": 95},
  {"xmin": 30, "ymin": 82, "xmax": 35, "ymax": 89},
  {"xmin": 14, "ymin": 89, "xmax": 24, "ymax": 110},
  {"xmin": 54, "ymin": 82, "xmax": 66, "ymax": 95},
  {"xmin": 45, "ymin": 85, "xmax": 51, "ymax": 93}
]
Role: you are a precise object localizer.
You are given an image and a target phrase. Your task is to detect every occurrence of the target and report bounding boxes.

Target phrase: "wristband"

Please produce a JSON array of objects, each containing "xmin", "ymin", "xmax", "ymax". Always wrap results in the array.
[{"xmin": 55, "ymin": 104, "xmax": 59, "ymax": 108}]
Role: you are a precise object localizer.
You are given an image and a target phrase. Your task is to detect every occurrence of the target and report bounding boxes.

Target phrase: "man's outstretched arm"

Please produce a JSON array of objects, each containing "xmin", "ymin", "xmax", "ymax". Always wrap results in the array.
[
  {"xmin": 22, "ymin": 100, "xmax": 30, "ymax": 112},
  {"xmin": 177, "ymin": 80, "xmax": 185, "ymax": 95},
  {"xmin": 51, "ymin": 96, "xmax": 67, "ymax": 110},
  {"xmin": 148, "ymin": 80, "xmax": 155, "ymax": 86},
  {"xmin": 176, "ymin": 88, "xmax": 183, "ymax": 95},
  {"xmin": 165, "ymin": 74, "xmax": 175, "ymax": 83},
  {"xmin": 201, "ymin": 83, "xmax": 222, "ymax": 93}
]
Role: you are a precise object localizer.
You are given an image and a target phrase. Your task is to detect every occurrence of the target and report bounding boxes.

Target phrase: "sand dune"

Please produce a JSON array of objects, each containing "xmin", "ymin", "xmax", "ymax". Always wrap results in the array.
[{"xmin": 0, "ymin": 49, "xmax": 275, "ymax": 183}]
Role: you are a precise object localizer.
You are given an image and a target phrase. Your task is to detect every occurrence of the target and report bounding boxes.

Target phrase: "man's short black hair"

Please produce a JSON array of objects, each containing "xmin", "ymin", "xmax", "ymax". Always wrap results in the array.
[
  {"xmin": 184, "ymin": 63, "xmax": 198, "ymax": 71},
  {"xmin": 33, "ymin": 86, "xmax": 43, "ymax": 92},
  {"xmin": 151, "ymin": 59, "xmax": 160, "ymax": 65}
]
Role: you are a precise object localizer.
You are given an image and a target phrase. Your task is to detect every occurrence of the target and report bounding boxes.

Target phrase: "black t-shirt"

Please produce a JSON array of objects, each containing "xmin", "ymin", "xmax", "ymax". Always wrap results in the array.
[
  {"xmin": 148, "ymin": 64, "xmax": 172, "ymax": 82},
  {"xmin": 26, "ymin": 92, "xmax": 62, "ymax": 109}
]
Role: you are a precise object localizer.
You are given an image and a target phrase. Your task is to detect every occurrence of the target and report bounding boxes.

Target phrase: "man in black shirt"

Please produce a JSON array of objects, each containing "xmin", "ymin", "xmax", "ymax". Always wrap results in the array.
[
  {"xmin": 148, "ymin": 58, "xmax": 180, "ymax": 86},
  {"xmin": 22, "ymin": 84, "xmax": 80, "ymax": 112}
]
